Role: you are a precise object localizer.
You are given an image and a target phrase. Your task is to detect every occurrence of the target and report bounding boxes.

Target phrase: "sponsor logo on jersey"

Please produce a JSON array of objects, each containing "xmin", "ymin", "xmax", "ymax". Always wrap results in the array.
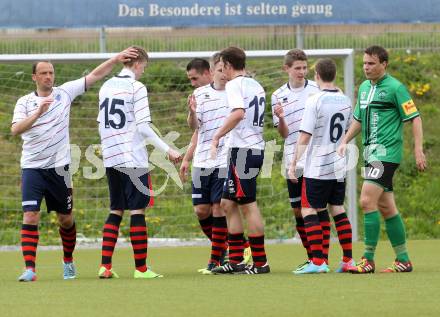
[
  {"xmin": 361, "ymin": 91, "xmax": 367, "ymax": 99},
  {"xmin": 204, "ymin": 94, "xmax": 210, "ymax": 99},
  {"xmin": 401, "ymin": 99, "xmax": 417, "ymax": 116},
  {"xmin": 282, "ymin": 97, "xmax": 288, "ymax": 103},
  {"xmin": 378, "ymin": 90, "xmax": 387, "ymax": 100}
]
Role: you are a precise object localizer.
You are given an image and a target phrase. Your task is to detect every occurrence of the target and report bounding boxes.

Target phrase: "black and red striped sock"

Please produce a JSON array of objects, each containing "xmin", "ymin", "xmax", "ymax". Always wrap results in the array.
[
  {"xmin": 21, "ymin": 224, "xmax": 39, "ymax": 271},
  {"xmin": 333, "ymin": 212, "xmax": 353, "ymax": 261},
  {"xmin": 199, "ymin": 215, "xmax": 213, "ymax": 241},
  {"xmin": 130, "ymin": 214, "xmax": 148, "ymax": 272},
  {"xmin": 304, "ymin": 214, "xmax": 324, "ymax": 265},
  {"xmin": 101, "ymin": 213, "xmax": 122, "ymax": 270},
  {"xmin": 59, "ymin": 222, "xmax": 76, "ymax": 263},
  {"xmin": 210, "ymin": 216, "xmax": 228, "ymax": 264},
  {"xmin": 317, "ymin": 210, "xmax": 331, "ymax": 264},
  {"xmin": 248, "ymin": 234, "xmax": 267, "ymax": 267},
  {"xmin": 243, "ymin": 236, "xmax": 250, "ymax": 249},
  {"xmin": 228, "ymin": 232, "xmax": 244, "ymax": 264},
  {"xmin": 295, "ymin": 216, "xmax": 312, "ymax": 259}
]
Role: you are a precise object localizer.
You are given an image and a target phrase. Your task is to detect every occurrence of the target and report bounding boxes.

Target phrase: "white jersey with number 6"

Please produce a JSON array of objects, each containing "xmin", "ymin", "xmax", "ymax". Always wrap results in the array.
[
  {"xmin": 98, "ymin": 68, "xmax": 151, "ymax": 168},
  {"xmin": 225, "ymin": 76, "xmax": 265, "ymax": 150},
  {"xmin": 300, "ymin": 89, "xmax": 352, "ymax": 180}
]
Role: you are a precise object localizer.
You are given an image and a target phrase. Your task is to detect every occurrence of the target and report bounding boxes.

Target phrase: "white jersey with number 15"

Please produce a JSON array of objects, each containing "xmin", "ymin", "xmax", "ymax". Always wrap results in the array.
[{"xmin": 97, "ymin": 68, "xmax": 151, "ymax": 168}]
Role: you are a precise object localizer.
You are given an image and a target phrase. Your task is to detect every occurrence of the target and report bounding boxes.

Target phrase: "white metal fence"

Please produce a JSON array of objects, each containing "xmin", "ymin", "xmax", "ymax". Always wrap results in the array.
[{"xmin": 1, "ymin": 24, "xmax": 440, "ymax": 54}]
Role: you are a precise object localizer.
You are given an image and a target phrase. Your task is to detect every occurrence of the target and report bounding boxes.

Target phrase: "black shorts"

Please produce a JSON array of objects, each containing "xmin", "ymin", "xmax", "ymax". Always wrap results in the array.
[
  {"xmin": 363, "ymin": 161, "xmax": 399, "ymax": 192},
  {"xmin": 222, "ymin": 147, "xmax": 264, "ymax": 205},
  {"xmin": 301, "ymin": 177, "xmax": 346, "ymax": 209},
  {"xmin": 106, "ymin": 167, "xmax": 153, "ymax": 211},
  {"xmin": 21, "ymin": 165, "xmax": 73, "ymax": 214},
  {"xmin": 192, "ymin": 167, "xmax": 227, "ymax": 205},
  {"xmin": 287, "ymin": 176, "xmax": 303, "ymax": 208}
]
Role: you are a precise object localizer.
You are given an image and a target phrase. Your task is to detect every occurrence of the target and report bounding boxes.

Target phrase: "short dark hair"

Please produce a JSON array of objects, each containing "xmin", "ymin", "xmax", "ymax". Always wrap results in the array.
[
  {"xmin": 186, "ymin": 58, "xmax": 210, "ymax": 73},
  {"xmin": 315, "ymin": 58, "xmax": 336, "ymax": 82},
  {"xmin": 210, "ymin": 52, "xmax": 221, "ymax": 68},
  {"xmin": 32, "ymin": 61, "xmax": 52, "ymax": 74},
  {"xmin": 364, "ymin": 45, "xmax": 389, "ymax": 64},
  {"xmin": 219, "ymin": 47, "xmax": 246, "ymax": 70},
  {"xmin": 123, "ymin": 46, "xmax": 149, "ymax": 67},
  {"xmin": 284, "ymin": 49, "xmax": 307, "ymax": 66}
]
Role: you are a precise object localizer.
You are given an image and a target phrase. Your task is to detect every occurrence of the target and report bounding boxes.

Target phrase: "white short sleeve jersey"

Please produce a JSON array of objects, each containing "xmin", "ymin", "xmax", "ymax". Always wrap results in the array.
[
  {"xmin": 271, "ymin": 80, "xmax": 320, "ymax": 170},
  {"xmin": 12, "ymin": 78, "xmax": 86, "ymax": 168},
  {"xmin": 300, "ymin": 89, "xmax": 352, "ymax": 180},
  {"xmin": 193, "ymin": 83, "xmax": 229, "ymax": 168},
  {"xmin": 225, "ymin": 76, "xmax": 265, "ymax": 150},
  {"xmin": 98, "ymin": 68, "xmax": 152, "ymax": 168}
]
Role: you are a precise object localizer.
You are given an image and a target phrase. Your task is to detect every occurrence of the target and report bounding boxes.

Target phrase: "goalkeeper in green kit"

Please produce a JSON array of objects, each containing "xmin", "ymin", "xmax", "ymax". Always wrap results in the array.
[{"xmin": 338, "ymin": 45, "xmax": 426, "ymax": 273}]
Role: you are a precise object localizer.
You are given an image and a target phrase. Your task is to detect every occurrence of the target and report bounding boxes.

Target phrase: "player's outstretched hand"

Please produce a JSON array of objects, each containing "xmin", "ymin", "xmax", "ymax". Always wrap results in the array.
[
  {"xmin": 415, "ymin": 148, "xmax": 427, "ymax": 172},
  {"xmin": 116, "ymin": 47, "xmax": 139, "ymax": 63},
  {"xmin": 167, "ymin": 148, "xmax": 182, "ymax": 164},
  {"xmin": 273, "ymin": 102, "xmax": 284, "ymax": 119},
  {"xmin": 179, "ymin": 160, "xmax": 190, "ymax": 182},
  {"xmin": 37, "ymin": 97, "xmax": 53, "ymax": 116}
]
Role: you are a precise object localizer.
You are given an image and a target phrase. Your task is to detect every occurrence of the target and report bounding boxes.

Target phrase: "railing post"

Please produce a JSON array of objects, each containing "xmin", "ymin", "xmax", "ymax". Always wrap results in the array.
[{"xmin": 99, "ymin": 27, "xmax": 107, "ymax": 53}]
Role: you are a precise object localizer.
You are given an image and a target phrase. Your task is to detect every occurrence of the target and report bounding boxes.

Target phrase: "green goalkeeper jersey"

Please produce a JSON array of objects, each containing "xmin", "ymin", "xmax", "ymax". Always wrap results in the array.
[{"xmin": 354, "ymin": 74, "xmax": 420, "ymax": 164}]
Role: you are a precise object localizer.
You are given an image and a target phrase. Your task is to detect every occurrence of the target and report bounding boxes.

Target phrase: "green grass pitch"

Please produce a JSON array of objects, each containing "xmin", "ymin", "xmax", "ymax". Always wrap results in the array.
[{"xmin": 1, "ymin": 240, "xmax": 439, "ymax": 317}]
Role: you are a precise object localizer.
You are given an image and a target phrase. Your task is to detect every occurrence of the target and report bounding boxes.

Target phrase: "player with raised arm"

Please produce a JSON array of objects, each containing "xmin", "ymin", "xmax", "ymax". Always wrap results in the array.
[
  {"xmin": 338, "ymin": 46, "xmax": 426, "ymax": 273},
  {"xmin": 288, "ymin": 58, "xmax": 353, "ymax": 274},
  {"xmin": 12, "ymin": 47, "xmax": 138, "ymax": 282},
  {"xmin": 97, "ymin": 46, "xmax": 181, "ymax": 279},
  {"xmin": 210, "ymin": 47, "xmax": 269, "ymax": 275},
  {"xmin": 271, "ymin": 49, "xmax": 320, "ymax": 272}
]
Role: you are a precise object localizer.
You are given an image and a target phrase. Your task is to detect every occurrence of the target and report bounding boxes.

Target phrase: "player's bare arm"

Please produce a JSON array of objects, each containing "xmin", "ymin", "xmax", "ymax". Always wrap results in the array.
[
  {"xmin": 411, "ymin": 116, "xmax": 426, "ymax": 171},
  {"xmin": 274, "ymin": 102, "xmax": 289, "ymax": 138},
  {"xmin": 85, "ymin": 47, "xmax": 139, "ymax": 89},
  {"xmin": 337, "ymin": 119, "xmax": 361, "ymax": 157},
  {"xmin": 11, "ymin": 97, "xmax": 53, "ymax": 136},
  {"xmin": 179, "ymin": 130, "xmax": 198, "ymax": 182},
  {"xmin": 210, "ymin": 108, "xmax": 244, "ymax": 159}
]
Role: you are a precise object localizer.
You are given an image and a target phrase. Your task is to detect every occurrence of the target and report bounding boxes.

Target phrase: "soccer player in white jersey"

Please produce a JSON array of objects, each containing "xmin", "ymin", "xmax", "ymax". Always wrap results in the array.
[
  {"xmin": 11, "ymin": 47, "xmax": 138, "ymax": 282},
  {"xmin": 289, "ymin": 58, "xmax": 354, "ymax": 274},
  {"xmin": 97, "ymin": 46, "xmax": 181, "ymax": 279},
  {"xmin": 182, "ymin": 59, "xmax": 217, "ymax": 248},
  {"xmin": 181, "ymin": 57, "xmax": 252, "ymax": 272},
  {"xmin": 179, "ymin": 53, "xmax": 230, "ymax": 273},
  {"xmin": 272, "ymin": 49, "xmax": 320, "ymax": 272},
  {"xmin": 210, "ymin": 47, "xmax": 270, "ymax": 274}
]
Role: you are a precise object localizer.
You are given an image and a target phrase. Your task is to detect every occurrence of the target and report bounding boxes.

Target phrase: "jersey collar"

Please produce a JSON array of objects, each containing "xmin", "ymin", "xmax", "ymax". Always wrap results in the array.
[
  {"xmin": 34, "ymin": 89, "xmax": 53, "ymax": 97},
  {"xmin": 370, "ymin": 73, "xmax": 389, "ymax": 86},
  {"xmin": 287, "ymin": 79, "xmax": 308, "ymax": 92},
  {"xmin": 117, "ymin": 68, "xmax": 135, "ymax": 79}
]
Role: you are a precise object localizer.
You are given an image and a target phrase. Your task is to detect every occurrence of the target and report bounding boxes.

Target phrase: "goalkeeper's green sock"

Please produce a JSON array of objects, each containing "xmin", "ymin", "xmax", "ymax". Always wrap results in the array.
[
  {"xmin": 385, "ymin": 213, "xmax": 410, "ymax": 262},
  {"xmin": 363, "ymin": 211, "xmax": 380, "ymax": 261}
]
